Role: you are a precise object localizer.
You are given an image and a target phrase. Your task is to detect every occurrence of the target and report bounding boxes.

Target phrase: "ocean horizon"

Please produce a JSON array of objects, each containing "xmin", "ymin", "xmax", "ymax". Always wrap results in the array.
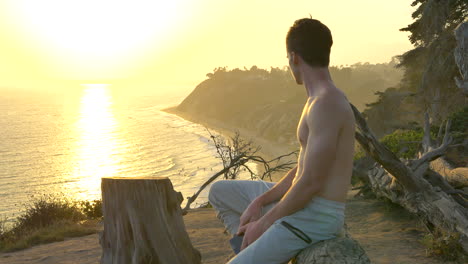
[{"xmin": 0, "ymin": 85, "xmax": 255, "ymax": 225}]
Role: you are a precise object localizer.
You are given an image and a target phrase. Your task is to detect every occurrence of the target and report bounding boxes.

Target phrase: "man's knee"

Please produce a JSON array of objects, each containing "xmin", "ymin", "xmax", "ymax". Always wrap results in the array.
[{"xmin": 208, "ymin": 180, "xmax": 230, "ymax": 206}]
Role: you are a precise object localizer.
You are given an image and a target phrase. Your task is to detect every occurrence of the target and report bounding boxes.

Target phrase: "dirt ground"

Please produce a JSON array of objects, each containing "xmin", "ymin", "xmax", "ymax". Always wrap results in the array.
[{"xmin": 0, "ymin": 190, "xmax": 454, "ymax": 264}]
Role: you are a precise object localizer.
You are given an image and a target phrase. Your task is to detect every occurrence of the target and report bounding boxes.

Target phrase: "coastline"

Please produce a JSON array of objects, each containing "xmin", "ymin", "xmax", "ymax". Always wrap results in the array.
[
  {"xmin": 162, "ymin": 106, "xmax": 298, "ymax": 182},
  {"xmin": 0, "ymin": 105, "xmax": 455, "ymax": 263}
]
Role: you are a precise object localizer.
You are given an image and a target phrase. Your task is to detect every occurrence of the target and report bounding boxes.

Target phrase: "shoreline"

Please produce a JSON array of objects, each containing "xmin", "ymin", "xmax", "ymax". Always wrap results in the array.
[
  {"xmin": 162, "ymin": 106, "xmax": 298, "ymax": 182},
  {"xmin": 1, "ymin": 106, "xmax": 455, "ymax": 263}
]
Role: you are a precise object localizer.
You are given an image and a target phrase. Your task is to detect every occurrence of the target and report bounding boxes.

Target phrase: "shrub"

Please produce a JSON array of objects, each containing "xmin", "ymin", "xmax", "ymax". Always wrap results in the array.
[
  {"xmin": 446, "ymin": 105, "xmax": 467, "ymax": 144},
  {"xmin": 380, "ymin": 129, "xmax": 426, "ymax": 159},
  {"xmin": 14, "ymin": 194, "xmax": 85, "ymax": 234},
  {"xmin": 0, "ymin": 195, "xmax": 103, "ymax": 252},
  {"xmin": 375, "ymin": 106, "xmax": 467, "ymax": 160},
  {"xmin": 420, "ymin": 228, "xmax": 467, "ymax": 262},
  {"xmin": 353, "ymin": 150, "xmax": 367, "ymax": 161},
  {"xmin": 0, "ymin": 220, "xmax": 97, "ymax": 252},
  {"xmin": 79, "ymin": 200, "xmax": 103, "ymax": 219}
]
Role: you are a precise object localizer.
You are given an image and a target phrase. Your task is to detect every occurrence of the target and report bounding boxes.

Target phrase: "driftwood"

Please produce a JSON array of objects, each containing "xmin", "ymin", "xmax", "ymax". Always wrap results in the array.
[
  {"xmin": 293, "ymin": 232, "xmax": 370, "ymax": 264},
  {"xmin": 100, "ymin": 177, "xmax": 201, "ymax": 264},
  {"xmin": 351, "ymin": 104, "xmax": 468, "ymax": 254}
]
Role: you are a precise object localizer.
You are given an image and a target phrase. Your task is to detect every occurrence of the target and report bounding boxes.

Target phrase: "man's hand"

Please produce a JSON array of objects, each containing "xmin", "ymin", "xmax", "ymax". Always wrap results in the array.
[
  {"xmin": 238, "ymin": 199, "xmax": 262, "ymax": 231},
  {"xmin": 237, "ymin": 220, "xmax": 269, "ymax": 251}
]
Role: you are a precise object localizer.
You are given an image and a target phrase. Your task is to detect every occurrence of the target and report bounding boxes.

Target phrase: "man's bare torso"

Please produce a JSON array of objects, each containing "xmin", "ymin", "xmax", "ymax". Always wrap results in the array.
[{"xmin": 294, "ymin": 90, "xmax": 355, "ymax": 202}]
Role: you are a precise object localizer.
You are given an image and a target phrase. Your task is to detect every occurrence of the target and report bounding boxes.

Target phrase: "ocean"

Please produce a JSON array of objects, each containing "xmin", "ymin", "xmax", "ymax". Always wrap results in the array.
[{"xmin": 0, "ymin": 85, "xmax": 255, "ymax": 223}]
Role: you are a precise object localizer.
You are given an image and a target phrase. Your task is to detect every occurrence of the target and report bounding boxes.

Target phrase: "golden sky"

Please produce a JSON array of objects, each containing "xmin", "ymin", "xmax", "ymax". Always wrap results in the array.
[{"xmin": 0, "ymin": 0, "xmax": 415, "ymax": 92}]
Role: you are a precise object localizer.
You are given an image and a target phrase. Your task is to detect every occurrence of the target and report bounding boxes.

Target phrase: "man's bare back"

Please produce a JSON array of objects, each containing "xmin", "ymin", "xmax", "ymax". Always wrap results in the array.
[
  {"xmin": 295, "ymin": 88, "xmax": 355, "ymax": 202},
  {"xmin": 209, "ymin": 18, "xmax": 355, "ymax": 263}
]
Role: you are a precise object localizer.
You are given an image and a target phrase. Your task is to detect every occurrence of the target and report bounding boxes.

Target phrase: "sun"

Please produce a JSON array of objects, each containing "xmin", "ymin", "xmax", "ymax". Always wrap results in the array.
[{"xmin": 2, "ymin": 0, "xmax": 194, "ymax": 79}]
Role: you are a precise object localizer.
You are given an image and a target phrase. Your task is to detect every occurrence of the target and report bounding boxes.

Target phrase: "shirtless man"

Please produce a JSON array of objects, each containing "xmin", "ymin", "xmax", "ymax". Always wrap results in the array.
[{"xmin": 208, "ymin": 18, "xmax": 355, "ymax": 264}]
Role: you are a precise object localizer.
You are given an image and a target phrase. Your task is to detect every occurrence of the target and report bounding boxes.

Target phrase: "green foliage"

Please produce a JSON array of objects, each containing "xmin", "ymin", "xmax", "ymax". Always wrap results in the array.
[
  {"xmin": 397, "ymin": 0, "xmax": 466, "ymax": 122},
  {"xmin": 353, "ymin": 151, "xmax": 366, "ymax": 161},
  {"xmin": 0, "ymin": 195, "xmax": 102, "ymax": 252},
  {"xmin": 14, "ymin": 195, "xmax": 85, "ymax": 233},
  {"xmin": 362, "ymin": 87, "xmax": 420, "ymax": 137},
  {"xmin": 363, "ymin": 1, "xmax": 466, "ymax": 137},
  {"xmin": 0, "ymin": 220, "xmax": 97, "ymax": 252},
  {"xmin": 178, "ymin": 63, "xmax": 402, "ymax": 144},
  {"xmin": 449, "ymin": 105, "xmax": 468, "ymax": 132},
  {"xmin": 353, "ymin": 143, "xmax": 368, "ymax": 162},
  {"xmin": 448, "ymin": 105, "xmax": 468, "ymax": 144},
  {"xmin": 79, "ymin": 200, "xmax": 103, "ymax": 219},
  {"xmin": 380, "ymin": 129, "xmax": 426, "ymax": 159},
  {"xmin": 420, "ymin": 228, "xmax": 467, "ymax": 262},
  {"xmin": 373, "ymin": 105, "xmax": 467, "ymax": 159},
  {"xmin": 0, "ymin": 217, "xmax": 8, "ymax": 244}
]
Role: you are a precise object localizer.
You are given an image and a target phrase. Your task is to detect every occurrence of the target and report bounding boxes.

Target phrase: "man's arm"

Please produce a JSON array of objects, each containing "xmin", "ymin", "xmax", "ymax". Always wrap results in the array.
[
  {"xmin": 255, "ymin": 166, "xmax": 297, "ymax": 205},
  {"xmin": 238, "ymin": 166, "xmax": 297, "ymax": 230},
  {"xmin": 261, "ymin": 100, "xmax": 342, "ymax": 226},
  {"xmin": 239, "ymin": 99, "xmax": 343, "ymax": 248}
]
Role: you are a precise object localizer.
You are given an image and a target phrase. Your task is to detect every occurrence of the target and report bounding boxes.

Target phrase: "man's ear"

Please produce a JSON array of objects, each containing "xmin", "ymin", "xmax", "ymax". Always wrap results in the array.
[{"xmin": 290, "ymin": 52, "xmax": 300, "ymax": 65}]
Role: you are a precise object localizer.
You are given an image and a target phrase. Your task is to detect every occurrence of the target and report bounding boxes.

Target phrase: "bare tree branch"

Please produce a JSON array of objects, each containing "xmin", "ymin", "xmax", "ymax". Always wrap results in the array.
[
  {"xmin": 352, "ymin": 103, "xmax": 468, "ymax": 254},
  {"xmin": 351, "ymin": 103, "xmax": 422, "ymax": 192},
  {"xmin": 182, "ymin": 128, "xmax": 297, "ymax": 212},
  {"xmin": 412, "ymin": 119, "xmax": 452, "ymax": 171}
]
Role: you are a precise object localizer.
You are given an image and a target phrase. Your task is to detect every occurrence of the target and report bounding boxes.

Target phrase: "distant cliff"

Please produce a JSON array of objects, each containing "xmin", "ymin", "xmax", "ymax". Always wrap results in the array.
[{"xmin": 168, "ymin": 63, "xmax": 403, "ymax": 145}]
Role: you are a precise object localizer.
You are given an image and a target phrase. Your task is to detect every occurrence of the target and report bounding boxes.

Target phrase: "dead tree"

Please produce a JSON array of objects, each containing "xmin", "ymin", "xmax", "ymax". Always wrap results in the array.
[
  {"xmin": 454, "ymin": 21, "xmax": 468, "ymax": 96},
  {"xmin": 100, "ymin": 177, "xmax": 201, "ymax": 264},
  {"xmin": 183, "ymin": 129, "xmax": 297, "ymax": 212},
  {"xmin": 352, "ymin": 104, "xmax": 468, "ymax": 254}
]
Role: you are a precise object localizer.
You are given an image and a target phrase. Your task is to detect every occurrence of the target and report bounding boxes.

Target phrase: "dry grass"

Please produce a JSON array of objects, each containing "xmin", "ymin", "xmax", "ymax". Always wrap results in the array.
[
  {"xmin": 0, "ymin": 194, "xmax": 102, "ymax": 252},
  {"xmin": 0, "ymin": 220, "xmax": 98, "ymax": 252},
  {"xmin": 420, "ymin": 228, "xmax": 467, "ymax": 263}
]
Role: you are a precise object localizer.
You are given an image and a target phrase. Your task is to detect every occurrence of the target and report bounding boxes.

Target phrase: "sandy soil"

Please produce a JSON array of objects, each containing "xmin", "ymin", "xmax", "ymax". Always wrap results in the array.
[
  {"xmin": 0, "ymin": 193, "xmax": 452, "ymax": 264},
  {"xmin": 345, "ymin": 190, "xmax": 455, "ymax": 264},
  {"xmin": 0, "ymin": 209, "xmax": 232, "ymax": 264}
]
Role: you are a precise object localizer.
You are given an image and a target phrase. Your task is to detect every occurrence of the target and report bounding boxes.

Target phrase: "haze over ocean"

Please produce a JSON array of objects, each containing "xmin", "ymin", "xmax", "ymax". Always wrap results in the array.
[{"xmin": 0, "ymin": 85, "xmax": 253, "ymax": 222}]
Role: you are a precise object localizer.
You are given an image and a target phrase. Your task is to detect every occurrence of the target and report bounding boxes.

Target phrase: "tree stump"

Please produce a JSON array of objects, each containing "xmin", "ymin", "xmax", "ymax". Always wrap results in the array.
[
  {"xmin": 100, "ymin": 177, "xmax": 201, "ymax": 264},
  {"xmin": 293, "ymin": 233, "xmax": 371, "ymax": 264}
]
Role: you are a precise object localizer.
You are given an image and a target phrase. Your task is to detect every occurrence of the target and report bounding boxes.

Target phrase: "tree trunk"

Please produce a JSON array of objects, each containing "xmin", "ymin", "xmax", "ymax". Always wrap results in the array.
[
  {"xmin": 293, "ymin": 233, "xmax": 370, "ymax": 264},
  {"xmin": 454, "ymin": 21, "xmax": 468, "ymax": 95},
  {"xmin": 351, "ymin": 104, "xmax": 468, "ymax": 254},
  {"xmin": 100, "ymin": 177, "xmax": 201, "ymax": 264}
]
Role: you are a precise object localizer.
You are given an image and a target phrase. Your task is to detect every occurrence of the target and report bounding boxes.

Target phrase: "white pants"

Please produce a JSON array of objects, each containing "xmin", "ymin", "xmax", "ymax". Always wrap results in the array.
[{"xmin": 208, "ymin": 180, "xmax": 345, "ymax": 264}]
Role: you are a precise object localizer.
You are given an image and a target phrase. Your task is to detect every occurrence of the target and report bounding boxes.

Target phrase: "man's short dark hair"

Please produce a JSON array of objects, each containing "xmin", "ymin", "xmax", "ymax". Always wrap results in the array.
[{"xmin": 286, "ymin": 18, "xmax": 333, "ymax": 67}]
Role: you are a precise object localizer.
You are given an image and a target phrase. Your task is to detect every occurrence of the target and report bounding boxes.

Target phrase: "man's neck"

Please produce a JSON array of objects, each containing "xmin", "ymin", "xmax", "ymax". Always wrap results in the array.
[{"xmin": 301, "ymin": 66, "xmax": 334, "ymax": 97}]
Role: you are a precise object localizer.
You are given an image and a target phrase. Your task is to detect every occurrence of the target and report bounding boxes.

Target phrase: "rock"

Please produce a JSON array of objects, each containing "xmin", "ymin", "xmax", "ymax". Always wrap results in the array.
[{"xmin": 293, "ymin": 233, "xmax": 371, "ymax": 264}]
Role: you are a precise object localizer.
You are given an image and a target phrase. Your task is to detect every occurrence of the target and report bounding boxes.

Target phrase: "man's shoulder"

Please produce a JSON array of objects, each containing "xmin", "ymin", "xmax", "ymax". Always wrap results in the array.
[
  {"xmin": 306, "ymin": 90, "xmax": 354, "ymax": 131},
  {"xmin": 309, "ymin": 90, "xmax": 351, "ymax": 116}
]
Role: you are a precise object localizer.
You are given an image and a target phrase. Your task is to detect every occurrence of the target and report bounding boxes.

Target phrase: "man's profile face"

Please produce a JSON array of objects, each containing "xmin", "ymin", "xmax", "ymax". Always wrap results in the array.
[{"xmin": 287, "ymin": 51, "xmax": 302, "ymax": 85}]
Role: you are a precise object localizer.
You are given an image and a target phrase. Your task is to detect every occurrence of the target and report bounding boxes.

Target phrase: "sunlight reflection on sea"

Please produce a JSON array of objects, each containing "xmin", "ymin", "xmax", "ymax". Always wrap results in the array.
[{"xmin": 0, "ymin": 85, "xmax": 256, "ymax": 222}]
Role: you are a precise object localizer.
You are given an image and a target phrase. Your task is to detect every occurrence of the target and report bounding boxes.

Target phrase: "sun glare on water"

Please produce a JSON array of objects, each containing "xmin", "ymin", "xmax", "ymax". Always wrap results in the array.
[{"xmin": 70, "ymin": 84, "xmax": 121, "ymax": 200}]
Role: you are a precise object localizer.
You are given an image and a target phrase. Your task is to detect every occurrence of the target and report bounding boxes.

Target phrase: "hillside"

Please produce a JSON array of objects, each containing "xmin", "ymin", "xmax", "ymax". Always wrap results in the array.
[{"xmin": 169, "ymin": 63, "xmax": 403, "ymax": 145}]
